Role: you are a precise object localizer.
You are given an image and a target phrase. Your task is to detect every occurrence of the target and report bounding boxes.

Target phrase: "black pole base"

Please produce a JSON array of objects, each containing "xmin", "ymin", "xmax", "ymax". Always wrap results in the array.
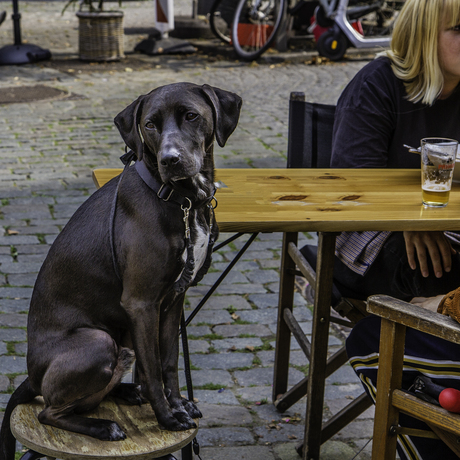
[{"xmin": 0, "ymin": 43, "xmax": 51, "ymax": 65}]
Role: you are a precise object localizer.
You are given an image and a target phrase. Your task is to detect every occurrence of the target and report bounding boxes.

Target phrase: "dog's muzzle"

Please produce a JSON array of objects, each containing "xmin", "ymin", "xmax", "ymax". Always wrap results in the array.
[{"xmin": 158, "ymin": 149, "xmax": 201, "ymax": 182}]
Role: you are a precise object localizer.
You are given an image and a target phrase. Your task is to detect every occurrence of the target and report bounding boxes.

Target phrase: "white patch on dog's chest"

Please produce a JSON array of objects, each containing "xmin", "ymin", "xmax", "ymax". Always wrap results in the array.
[{"xmin": 178, "ymin": 219, "xmax": 210, "ymax": 281}]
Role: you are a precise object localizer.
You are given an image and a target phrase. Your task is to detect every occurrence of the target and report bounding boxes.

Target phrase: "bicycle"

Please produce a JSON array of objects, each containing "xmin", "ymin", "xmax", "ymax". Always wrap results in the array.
[
  {"xmin": 208, "ymin": 0, "xmax": 320, "ymax": 59},
  {"xmin": 209, "ymin": 0, "xmax": 236, "ymax": 44},
  {"xmin": 210, "ymin": 0, "xmax": 403, "ymax": 62},
  {"xmin": 231, "ymin": 0, "xmax": 288, "ymax": 60}
]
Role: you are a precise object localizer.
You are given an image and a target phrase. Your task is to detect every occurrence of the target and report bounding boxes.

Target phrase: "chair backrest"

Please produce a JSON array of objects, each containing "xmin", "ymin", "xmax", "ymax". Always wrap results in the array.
[{"xmin": 287, "ymin": 92, "xmax": 336, "ymax": 169}]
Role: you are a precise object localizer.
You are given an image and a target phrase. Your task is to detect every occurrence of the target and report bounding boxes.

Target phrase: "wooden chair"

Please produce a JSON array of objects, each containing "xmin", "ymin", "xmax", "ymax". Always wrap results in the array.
[
  {"xmin": 368, "ymin": 294, "xmax": 460, "ymax": 460},
  {"xmin": 10, "ymin": 396, "xmax": 198, "ymax": 460},
  {"xmin": 273, "ymin": 92, "xmax": 372, "ymax": 457}
]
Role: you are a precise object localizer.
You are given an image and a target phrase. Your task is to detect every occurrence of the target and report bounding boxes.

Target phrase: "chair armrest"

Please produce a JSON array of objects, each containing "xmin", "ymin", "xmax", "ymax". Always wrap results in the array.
[{"xmin": 368, "ymin": 294, "xmax": 460, "ymax": 344}]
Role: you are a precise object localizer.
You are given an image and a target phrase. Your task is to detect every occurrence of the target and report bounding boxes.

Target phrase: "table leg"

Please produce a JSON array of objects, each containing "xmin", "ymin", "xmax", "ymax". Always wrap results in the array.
[
  {"xmin": 273, "ymin": 232, "xmax": 298, "ymax": 401},
  {"xmin": 303, "ymin": 232, "xmax": 337, "ymax": 460}
]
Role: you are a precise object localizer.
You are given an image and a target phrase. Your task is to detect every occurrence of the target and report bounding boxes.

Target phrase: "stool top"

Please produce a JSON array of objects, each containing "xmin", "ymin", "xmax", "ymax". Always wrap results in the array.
[{"xmin": 11, "ymin": 397, "xmax": 198, "ymax": 459}]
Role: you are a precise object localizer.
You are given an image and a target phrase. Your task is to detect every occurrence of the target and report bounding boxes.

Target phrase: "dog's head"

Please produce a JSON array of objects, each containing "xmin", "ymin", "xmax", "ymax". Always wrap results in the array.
[{"xmin": 114, "ymin": 83, "xmax": 242, "ymax": 188}]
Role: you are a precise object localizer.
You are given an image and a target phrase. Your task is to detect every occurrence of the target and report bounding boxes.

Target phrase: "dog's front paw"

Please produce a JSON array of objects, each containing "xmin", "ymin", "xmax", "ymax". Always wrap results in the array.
[
  {"xmin": 157, "ymin": 412, "xmax": 193, "ymax": 432},
  {"xmin": 172, "ymin": 409, "xmax": 197, "ymax": 430},
  {"xmin": 181, "ymin": 398, "xmax": 202, "ymax": 419}
]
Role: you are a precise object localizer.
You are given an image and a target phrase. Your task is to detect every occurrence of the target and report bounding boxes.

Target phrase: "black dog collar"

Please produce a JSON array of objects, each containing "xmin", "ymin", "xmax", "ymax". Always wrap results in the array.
[
  {"xmin": 135, "ymin": 160, "xmax": 191, "ymax": 207},
  {"xmin": 121, "ymin": 150, "xmax": 215, "ymax": 208}
]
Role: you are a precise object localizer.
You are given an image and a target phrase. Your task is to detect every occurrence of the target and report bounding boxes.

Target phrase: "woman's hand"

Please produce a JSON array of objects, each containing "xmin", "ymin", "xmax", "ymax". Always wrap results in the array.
[
  {"xmin": 403, "ymin": 231, "xmax": 456, "ymax": 278},
  {"xmin": 410, "ymin": 295, "xmax": 445, "ymax": 312}
]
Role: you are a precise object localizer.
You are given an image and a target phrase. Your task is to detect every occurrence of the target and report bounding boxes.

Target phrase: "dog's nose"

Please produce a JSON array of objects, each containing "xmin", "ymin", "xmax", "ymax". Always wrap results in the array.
[{"xmin": 160, "ymin": 151, "xmax": 180, "ymax": 167}]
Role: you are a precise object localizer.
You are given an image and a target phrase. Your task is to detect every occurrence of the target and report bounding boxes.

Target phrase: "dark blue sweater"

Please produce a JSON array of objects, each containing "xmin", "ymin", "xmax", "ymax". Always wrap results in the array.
[{"xmin": 331, "ymin": 57, "xmax": 460, "ymax": 169}]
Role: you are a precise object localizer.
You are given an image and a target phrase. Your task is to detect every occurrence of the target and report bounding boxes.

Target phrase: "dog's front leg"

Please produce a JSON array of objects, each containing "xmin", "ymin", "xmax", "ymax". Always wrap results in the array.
[
  {"xmin": 123, "ymin": 298, "xmax": 195, "ymax": 431},
  {"xmin": 160, "ymin": 294, "xmax": 202, "ymax": 424}
]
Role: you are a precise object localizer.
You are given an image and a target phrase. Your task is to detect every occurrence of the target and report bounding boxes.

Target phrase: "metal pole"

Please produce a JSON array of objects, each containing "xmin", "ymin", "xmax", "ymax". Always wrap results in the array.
[{"xmin": 12, "ymin": 0, "xmax": 22, "ymax": 45}]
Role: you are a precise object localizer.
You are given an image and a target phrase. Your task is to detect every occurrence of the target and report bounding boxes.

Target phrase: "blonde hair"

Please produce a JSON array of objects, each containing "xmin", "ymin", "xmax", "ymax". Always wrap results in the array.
[{"xmin": 380, "ymin": 0, "xmax": 460, "ymax": 105}]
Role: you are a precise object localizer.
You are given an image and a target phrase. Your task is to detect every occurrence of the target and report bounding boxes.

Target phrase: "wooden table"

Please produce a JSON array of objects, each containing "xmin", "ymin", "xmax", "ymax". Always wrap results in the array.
[
  {"xmin": 93, "ymin": 168, "xmax": 460, "ymax": 460},
  {"xmin": 94, "ymin": 168, "xmax": 460, "ymax": 232}
]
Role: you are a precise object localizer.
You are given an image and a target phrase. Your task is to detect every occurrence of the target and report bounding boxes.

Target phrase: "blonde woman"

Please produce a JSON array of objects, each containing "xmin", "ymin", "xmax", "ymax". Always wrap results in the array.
[
  {"xmin": 325, "ymin": 1, "xmax": 460, "ymax": 458},
  {"xmin": 320, "ymin": 0, "xmax": 460, "ymax": 302}
]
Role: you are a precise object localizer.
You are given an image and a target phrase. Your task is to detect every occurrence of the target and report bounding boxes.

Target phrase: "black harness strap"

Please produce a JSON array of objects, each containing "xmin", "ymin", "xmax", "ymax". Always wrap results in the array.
[{"xmin": 108, "ymin": 152, "xmax": 135, "ymax": 282}]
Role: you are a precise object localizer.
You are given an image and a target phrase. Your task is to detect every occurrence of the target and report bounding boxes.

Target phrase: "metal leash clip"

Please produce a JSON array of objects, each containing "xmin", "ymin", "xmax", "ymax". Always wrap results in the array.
[{"xmin": 181, "ymin": 197, "xmax": 192, "ymax": 240}]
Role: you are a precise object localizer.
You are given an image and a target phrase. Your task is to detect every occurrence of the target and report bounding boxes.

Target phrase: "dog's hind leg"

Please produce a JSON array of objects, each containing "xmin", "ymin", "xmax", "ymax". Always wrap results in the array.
[
  {"xmin": 35, "ymin": 329, "xmax": 134, "ymax": 441},
  {"xmin": 38, "ymin": 405, "xmax": 127, "ymax": 441},
  {"xmin": 109, "ymin": 383, "xmax": 147, "ymax": 405}
]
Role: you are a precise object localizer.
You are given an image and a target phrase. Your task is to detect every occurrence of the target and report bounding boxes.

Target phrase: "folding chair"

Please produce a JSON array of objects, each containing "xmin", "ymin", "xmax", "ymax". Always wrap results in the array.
[{"xmin": 273, "ymin": 92, "xmax": 372, "ymax": 458}]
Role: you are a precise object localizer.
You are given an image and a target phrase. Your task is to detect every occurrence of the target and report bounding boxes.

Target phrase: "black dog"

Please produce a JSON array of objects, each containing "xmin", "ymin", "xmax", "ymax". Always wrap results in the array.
[{"xmin": 0, "ymin": 83, "xmax": 242, "ymax": 459}]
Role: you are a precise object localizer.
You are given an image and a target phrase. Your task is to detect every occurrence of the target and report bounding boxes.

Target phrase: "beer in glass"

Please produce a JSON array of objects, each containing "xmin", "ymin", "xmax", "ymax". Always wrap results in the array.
[{"xmin": 421, "ymin": 138, "xmax": 458, "ymax": 207}]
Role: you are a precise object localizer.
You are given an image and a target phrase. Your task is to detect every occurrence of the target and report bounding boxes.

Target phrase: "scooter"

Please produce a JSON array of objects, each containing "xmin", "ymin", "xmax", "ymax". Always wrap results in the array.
[{"xmin": 313, "ymin": 0, "xmax": 404, "ymax": 60}]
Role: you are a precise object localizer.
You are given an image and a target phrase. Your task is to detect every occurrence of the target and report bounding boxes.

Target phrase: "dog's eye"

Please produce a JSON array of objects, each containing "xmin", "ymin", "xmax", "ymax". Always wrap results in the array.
[
  {"xmin": 145, "ymin": 121, "xmax": 156, "ymax": 129},
  {"xmin": 185, "ymin": 112, "xmax": 198, "ymax": 122}
]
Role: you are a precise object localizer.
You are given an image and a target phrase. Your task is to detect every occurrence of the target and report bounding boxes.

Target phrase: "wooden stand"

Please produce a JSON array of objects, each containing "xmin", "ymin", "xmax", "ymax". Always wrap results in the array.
[{"xmin": 11, "ymin": 397, "xmax": 198, "ymax": 460}]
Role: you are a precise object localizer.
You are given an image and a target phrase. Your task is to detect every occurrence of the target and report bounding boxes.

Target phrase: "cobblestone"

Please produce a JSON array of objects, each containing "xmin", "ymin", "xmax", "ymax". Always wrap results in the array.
[{"xmin": 191, "ymin": 352, "xmax": 255, "ymax": 370}]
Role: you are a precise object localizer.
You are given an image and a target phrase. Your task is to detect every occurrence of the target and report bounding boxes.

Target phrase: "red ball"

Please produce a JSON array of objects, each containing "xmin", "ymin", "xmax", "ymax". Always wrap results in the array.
[{"xmin": 439, "ymin": 388, "xmax": 460, "ymax": 413}]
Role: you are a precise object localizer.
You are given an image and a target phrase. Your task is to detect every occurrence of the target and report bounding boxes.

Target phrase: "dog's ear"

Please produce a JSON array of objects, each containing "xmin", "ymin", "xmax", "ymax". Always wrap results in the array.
[
  {"xmin": 201, "ymin": 85, "xmax": 242, "ymax": 147},
  {"xmin": 114, "ymin": 95, "xmax": 146, "ymax": 161}
]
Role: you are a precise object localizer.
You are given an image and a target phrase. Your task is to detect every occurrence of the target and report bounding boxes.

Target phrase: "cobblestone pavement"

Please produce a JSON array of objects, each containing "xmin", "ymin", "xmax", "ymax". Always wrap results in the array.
[{"xmin": 0, "ymin": 1, "xmax": 378, "ymax": 459}]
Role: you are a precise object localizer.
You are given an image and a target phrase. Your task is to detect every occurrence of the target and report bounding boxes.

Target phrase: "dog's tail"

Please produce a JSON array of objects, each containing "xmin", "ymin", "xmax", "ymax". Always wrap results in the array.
[{"xmin": 0, "ymin": 378, "xmax": 38, "ymax": 460}]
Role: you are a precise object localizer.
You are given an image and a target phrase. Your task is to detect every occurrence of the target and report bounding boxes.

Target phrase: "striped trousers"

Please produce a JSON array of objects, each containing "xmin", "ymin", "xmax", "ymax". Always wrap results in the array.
[{"xmin": 346, "ymin": 315, "xmax": 460, "ymax": 460}]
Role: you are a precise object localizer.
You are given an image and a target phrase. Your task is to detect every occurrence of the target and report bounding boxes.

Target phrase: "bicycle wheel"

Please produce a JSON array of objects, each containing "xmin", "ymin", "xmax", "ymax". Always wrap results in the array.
[
  {"xmin": 210, "ymin": 0, "xmax": 237, "ymax": 44},
  {"xmin": 231, "ymin": 0, "xmax": 286, "ymax": 61}
]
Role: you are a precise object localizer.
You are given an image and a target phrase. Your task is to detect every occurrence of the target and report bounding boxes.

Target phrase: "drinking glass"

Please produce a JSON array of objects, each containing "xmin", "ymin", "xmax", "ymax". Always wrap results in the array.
[{"xmin": 421, "ymin": 137, "xmax": 458, "ymax": 207}]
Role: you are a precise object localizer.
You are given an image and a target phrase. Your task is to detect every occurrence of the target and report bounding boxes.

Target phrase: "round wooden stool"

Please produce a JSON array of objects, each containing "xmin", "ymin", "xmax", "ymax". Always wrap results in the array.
[{"xmin": 11, "ymin": 397, "xmax": 198, "ymax": 460}]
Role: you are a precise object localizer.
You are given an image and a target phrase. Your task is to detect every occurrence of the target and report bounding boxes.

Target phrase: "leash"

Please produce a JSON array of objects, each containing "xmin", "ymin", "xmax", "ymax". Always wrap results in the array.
[{"xmin": 181, "ymin": 312, "xmax": 203, "ymax": 460}]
